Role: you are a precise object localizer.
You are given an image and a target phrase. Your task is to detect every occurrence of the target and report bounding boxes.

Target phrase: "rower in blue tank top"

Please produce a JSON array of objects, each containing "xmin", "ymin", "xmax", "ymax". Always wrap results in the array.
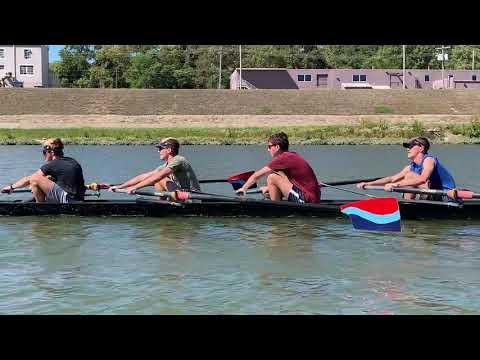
[{"xmin": 357, "ymin": 137, "xmax": 456, "ymax": 200}]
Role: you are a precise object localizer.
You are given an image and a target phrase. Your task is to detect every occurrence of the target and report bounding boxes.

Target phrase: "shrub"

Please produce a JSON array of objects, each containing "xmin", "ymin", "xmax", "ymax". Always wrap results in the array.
[{"xmin": 374, "ymin": 105, "xmax": 394, "ymax": 114}]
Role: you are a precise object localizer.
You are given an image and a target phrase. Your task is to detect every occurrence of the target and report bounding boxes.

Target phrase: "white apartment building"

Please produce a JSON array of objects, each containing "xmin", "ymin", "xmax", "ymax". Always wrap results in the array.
[{"xmin": 0, "ymin": 45, "xmax": 50, "ymax": 87}]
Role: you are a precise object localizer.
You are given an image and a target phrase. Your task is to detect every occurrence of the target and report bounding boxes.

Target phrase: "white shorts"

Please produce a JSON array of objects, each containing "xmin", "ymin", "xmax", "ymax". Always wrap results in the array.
[{"xmin": 46, "ymin": 183, "xmax": 72, "ymax": 204}]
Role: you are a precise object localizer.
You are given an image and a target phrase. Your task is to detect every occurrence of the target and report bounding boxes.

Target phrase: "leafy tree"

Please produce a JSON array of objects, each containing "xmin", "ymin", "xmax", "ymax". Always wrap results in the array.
[
  {"xmin": 55, "ymin": 45, "xmax": 95, "ymax": 87},
  {"xmin": 90, "ymin": 46, "xmax": 132, "ymax": 88},
  {"xmin": 450, "ymin": 45, "xmax": 480, "ymax": 69}
]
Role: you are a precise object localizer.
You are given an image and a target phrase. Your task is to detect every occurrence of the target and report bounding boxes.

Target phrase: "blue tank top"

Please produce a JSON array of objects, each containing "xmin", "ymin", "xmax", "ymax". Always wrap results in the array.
[{"xmin": 410, "ymin": 154, "xmax": 456, "ymax": 190}]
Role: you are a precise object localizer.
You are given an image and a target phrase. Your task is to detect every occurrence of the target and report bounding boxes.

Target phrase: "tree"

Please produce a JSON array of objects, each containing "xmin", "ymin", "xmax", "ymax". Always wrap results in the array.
[
  {"xmin": 90, "ymin": 46, "xmax": 132, "ymax": 88},
  {"xmin": 450, "ymin": 45, "xmax": 480, "ymax": 69},
  {"xmin": 55, "ymin": 45, "xmax": 95, "ymax": 87}
]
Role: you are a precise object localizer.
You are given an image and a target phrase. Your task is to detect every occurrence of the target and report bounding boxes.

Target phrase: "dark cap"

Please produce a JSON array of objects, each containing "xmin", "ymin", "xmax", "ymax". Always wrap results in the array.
[
  {"xmin": 155, "ymin": 137, "xmax": 180, "ymax": 153},
  {"xmin": 402, "ymin": 137, "xmax": 430, "ymax": 152}
]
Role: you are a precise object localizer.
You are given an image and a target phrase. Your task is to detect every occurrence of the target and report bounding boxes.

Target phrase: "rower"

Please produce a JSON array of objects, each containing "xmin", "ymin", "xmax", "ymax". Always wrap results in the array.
[
  {"xmin": 236, "ymin": 132, "xmax": 321, "ymax": 203},
  {"xmin": 1, "ymin": 138, "xmax": 86, "ymax": 203},
  {"xmin": 109, "ymin": 137, "xmax": 201, "ymax": 194},
  {"xmin": 356, "ymin": 136, "xmax": 456, "ymax": 200}
]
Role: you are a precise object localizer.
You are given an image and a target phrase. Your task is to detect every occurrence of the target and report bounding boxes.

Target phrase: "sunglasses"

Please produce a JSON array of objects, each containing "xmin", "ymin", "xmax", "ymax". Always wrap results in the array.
[
  {"xmin": 267, "ymin": 144, "xmax": 276, "ymax": 150},
  {"xmin": 408, "ymin": 142, "xmax": 423, "ymax": 149}
]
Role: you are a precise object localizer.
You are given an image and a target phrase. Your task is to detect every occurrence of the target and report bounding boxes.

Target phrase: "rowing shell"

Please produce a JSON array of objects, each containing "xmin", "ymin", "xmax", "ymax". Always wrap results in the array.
[{"xmin": 0, "ymin": 198, "xmax": 479, "ymax": 219}]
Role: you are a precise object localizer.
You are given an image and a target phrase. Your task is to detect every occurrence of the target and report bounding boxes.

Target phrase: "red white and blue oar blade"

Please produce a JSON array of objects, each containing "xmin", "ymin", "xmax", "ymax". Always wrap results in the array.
[
  {"xmin": 340, "ymin": 197, "xmax": 401, "ymax": 232},
  {"xmin": 227, "ymin": 171, "xmax": 257, "ymax": 190}
]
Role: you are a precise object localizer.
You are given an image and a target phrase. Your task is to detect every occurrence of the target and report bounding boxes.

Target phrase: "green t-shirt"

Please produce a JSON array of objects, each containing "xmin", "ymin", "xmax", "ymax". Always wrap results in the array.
[{"xmin": 156, "ymin": 155, "xmax": 201, "ymax": 191}]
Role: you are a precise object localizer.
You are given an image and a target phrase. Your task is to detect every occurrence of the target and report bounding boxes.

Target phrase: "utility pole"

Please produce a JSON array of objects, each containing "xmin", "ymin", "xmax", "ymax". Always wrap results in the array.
[
  {"xmin": 239, "ymin": 45, "xmax": 242, "ymax": 90},
  {"xmin": 218, "ymin": 46, "xmax": 222, "ymax": 89},
  {"xmin": 402, "ymin": 45, "xmax": 406, "ymax": 89},
  {"xmin": 13, "ymin": 45, "xmax": 16, "ymax": 78},
  {"xmin": 473, "ymin": 49, "xmax": 476, "ymax": 70},
  {"xmin": 436, "ymin": 45, "xmax": 450, "ymax": 89}
]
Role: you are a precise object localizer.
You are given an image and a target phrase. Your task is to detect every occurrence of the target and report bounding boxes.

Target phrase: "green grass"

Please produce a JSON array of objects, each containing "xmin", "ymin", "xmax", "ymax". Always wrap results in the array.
[
  {"xmin": 0, "ymin": 123, "xmax": 479, "ymax": 145},
  {"xmin": 374, "ymin": 105, "xmax": 394, "ymax": 114}
]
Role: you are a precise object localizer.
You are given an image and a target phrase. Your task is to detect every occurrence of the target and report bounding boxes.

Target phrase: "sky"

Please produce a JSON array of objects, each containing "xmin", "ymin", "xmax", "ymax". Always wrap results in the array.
[{"xmin": 49, "ymin": 45, "xmax": 64, "ymax": 62}]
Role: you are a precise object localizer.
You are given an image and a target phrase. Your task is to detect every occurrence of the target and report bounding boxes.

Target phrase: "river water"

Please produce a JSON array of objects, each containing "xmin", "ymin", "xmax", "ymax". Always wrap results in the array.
[{"xmin": 1, "ymin": 145, "xmax": 479, "ymax": 314}]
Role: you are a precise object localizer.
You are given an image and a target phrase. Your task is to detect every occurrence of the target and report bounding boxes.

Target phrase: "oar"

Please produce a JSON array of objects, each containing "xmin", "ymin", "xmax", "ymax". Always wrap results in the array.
[
  {"xmin": 323, "ymin": 177, "xmax": 382, "ymax": 186},
  {"xmin": 340, "ymin": 197, "xmax": 401, "ymax": 232},
  {"xmin": 2, "ymin": 188, "xmax": 102, "ymax": 198},
  {"xmin": 364, "ymin": 185, "xmax": 480, "ymax": 199},
  {"xmin": 199, "ymin": 170, "xmax": 257, "ymax": 190}
]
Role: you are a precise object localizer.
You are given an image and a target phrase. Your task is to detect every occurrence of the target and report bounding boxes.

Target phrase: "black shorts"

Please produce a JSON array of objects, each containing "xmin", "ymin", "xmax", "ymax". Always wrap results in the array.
[{"xmin": 287, "ymin": 184, "xmax": 306, "ymax": 203}]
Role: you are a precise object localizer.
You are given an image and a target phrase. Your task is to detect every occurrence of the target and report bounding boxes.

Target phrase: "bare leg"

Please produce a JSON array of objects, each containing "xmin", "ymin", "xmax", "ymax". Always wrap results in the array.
[
  {"xmin": 29, "ymin": 174, "xmax": 55, "ymax": 203},
  {"xmin": 154, "ymin": 178, "xmax": 178, "ymax": 192},
  {"xmin": 402, "ymin": 171, "xmax": 429, "ymax": 200},
  {"xmin": 266, "ymin": 171, "xmax": 293, "ymax": 201}
]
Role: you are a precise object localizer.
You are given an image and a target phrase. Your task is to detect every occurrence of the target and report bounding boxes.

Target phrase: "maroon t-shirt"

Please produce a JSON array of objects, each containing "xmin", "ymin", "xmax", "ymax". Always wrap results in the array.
[{"xmin": 267, "ymin": 151, "xmax": 321, "ymax": 203}]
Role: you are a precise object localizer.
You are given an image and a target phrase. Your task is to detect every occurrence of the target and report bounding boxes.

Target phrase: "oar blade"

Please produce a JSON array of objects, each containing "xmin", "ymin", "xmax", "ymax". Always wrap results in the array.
[
  {"xmin": 340, "ymin": 197, "xmax": 401, "ymax": 232},
  {"xmin": 227, "ymin": 171, "xmax": 257, "ymax": 190}
]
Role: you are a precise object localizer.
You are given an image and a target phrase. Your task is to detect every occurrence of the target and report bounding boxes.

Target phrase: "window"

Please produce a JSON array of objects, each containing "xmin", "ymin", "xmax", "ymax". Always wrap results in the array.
[
  {"xmin": 297, "ymin": 74, "xmax": 311, "ymax": 82},
  {"xmin": 353, "ymin": 74, "xmax": 367, "ymax": 82},
  {"xmin": 0, "ymin": 48, "xmax": 4, "ymax": 58},
  {"xmin": 0, "ymin": 65, "xmax": 4, "ymax": 70},
  {"xmin": 20, "ymin": 65, "xmax": 34, "ymax": 75},
  {"xmin": 425, "ymin": 75, "xmax": 430, "ymax": 82},
  {"xmin": 24, "ymin": 49, "xmax": 32, "ymax": 59},
  {"xmin": 473, "ymin": 75, "xmax": 477, "ymax": 81}
]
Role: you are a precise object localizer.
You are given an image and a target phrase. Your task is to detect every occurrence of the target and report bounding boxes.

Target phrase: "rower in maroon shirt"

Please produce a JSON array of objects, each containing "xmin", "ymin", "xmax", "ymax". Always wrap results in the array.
[{"xmin": 236, "ymin": 132, "xmax": 321, "ymax": 203}]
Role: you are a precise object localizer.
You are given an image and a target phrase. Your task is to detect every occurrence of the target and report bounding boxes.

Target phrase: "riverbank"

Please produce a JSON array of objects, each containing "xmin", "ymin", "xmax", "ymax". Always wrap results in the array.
[
  {"xmin": 1, "ymin": 88, "xmax": 480, "ymax": 144},
  {"xmin": 0, "ymin": 120, "xmax": 478, "ymax": 145}
]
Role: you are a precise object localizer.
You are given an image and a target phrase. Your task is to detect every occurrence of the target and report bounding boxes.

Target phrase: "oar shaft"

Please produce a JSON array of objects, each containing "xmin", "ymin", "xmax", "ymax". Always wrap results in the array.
[
  {"xmin": 364, "ymin": 185, "xmax": 480, "ymax": 199},
  {"xmin": 325, "ymin": 177, "xmax": 381, "ymax": 186},
  {"xmin": 198, "ymin": 179, "xmax": 229, "ymax": 184},
  {"xmin": 319, "ymin": 182, "xmax": 375, "ymax": 197}
]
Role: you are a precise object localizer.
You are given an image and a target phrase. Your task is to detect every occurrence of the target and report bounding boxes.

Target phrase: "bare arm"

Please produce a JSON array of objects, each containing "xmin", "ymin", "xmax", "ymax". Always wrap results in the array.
[
  {"xmin": 357, "ymin": 166, "xmax": 410, "ymax": 188},
  {"xmin": 116, "ymin": 170, "xmax": 157, "ymax": 189},
  {"xmin": 396, "ymin": 158, "xmax": 434, "ymax": 187},
  {"xmin": 1, "ymin": 169, "xmax": 44, "ymax": 193},
  {"xmin": 236, "ymin": 166, "xmax": 273, "ymax": 194},
  {"xmin": 130, "ymin": 167, "xmax": 173, "ymax": 191}
]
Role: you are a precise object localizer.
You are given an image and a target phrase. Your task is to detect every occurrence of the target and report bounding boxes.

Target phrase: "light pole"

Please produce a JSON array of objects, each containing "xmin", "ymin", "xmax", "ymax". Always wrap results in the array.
[
  {"xmin": 218, "ymin": 46, "xmax": 222, "ymax": 89},
  {"xmin": 473, "ymin": 49, "xmax": 475, "ymax": 71},
  {"xmin": 239, "ymin": 45, "xmax": 242, "ymax": 90},
  {"xmin": 436, "ymin": 45, "xmax": 450, "ymax": 89},
  {"xmin": 13, "ymin": 45, "xmax": 16, "ymax": 79},
  {"xmin": 402, "ymin": 45, "xmax": 406, "ymax": 89}
]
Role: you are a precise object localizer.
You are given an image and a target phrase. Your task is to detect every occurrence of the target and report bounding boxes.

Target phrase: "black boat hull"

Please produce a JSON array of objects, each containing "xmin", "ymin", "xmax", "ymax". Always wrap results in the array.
[{"xmin": 0, "ymin": 198, "xmax": 479, "ymax": 219}]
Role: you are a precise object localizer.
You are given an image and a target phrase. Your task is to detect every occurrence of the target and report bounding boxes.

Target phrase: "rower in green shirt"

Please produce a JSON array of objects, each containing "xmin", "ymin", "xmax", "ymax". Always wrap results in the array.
[{"xmin": 109, "ymin": 137, "xmax": 200, "ymax": 194}]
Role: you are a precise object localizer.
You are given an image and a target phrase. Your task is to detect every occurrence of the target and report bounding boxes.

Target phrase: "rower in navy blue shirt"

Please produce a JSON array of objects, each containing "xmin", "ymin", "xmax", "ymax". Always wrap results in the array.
[{"xmin": 356, "ymin": 137, "xmax": 456, "ymax": 200}]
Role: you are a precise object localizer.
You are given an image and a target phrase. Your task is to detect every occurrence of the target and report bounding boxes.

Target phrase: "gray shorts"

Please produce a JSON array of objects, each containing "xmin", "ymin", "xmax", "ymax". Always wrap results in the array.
[{"xmin": 46, "ymin": 183, "xmax": 72, "ymax": 204}]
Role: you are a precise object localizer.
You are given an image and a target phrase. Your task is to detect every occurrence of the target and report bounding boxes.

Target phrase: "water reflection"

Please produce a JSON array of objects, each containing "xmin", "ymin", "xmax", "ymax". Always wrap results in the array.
[{"xmin": 1, "ymin": 145, "xmax": 480, "ymax": 314}]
